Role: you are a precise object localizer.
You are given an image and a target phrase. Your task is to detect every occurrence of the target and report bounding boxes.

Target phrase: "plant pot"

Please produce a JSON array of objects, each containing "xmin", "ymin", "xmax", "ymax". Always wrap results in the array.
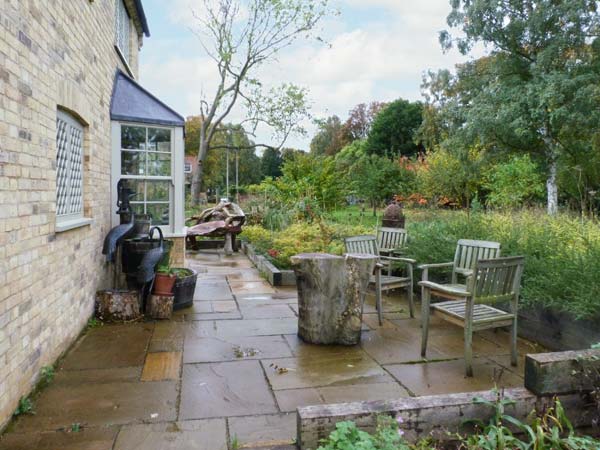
[
  {"xmin": 153, "ymin": 273, "xmax": 176, "ymax": 295},
  {"xmin": 171, "ymin": 268, "xmax": 198, "ymax": 310}
]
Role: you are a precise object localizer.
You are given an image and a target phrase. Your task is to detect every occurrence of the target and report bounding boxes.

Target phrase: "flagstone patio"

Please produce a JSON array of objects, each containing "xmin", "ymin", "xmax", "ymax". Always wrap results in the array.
[{"xmin": 0, "ymin": 250, "xmax": 544, "ymax": 450}]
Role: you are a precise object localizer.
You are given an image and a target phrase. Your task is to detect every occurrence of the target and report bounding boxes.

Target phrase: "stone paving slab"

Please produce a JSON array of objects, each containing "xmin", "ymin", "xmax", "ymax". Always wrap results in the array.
[
  {"xmin": 141, "ymin": 352, "xmax": 182, "ymax": 381},
  {"xmin": 184, "ymin": 335, "xmax": 293, "ymax": 363},
  {"xmin": 113, "ymin": 420, "xmax": 227, "ymax": 450},
  {"xmin": 384, "ymin": 357, "xmax": 523, "ymax": 396},
  {"xmin": 318, "ymin": 382, "xmax": 410, "ymax": 404},
  {"xmin": 53, "ymin": 367, "xmax": 143, "ymax": 385},
  {"xmin": 60, "ymin": 323, "xmax": 153, "ymax": 371},
  {"xmin": 11, "ymin": 381, "xmax": 178, "ymax": 432},
  {"xmin": 180, "ymin": 360, "xmax": 278, "ymax": 419},
  {"xmin": 274, "ymin": 388, "xmax": 324, "ymax": 412},
  {"xmin": 188, "ymin": 318, "xmax": 299, "ymax": 338},
  {"xmin": 229, "ymin": 281, "xmax": 276, "ymax": 295},
  {"xmin": 228, "ymin": 413, "xmax": 296, "ymax": 448},
  {"xmin": 193, "ymin": 283, "xmax": 234, "ymax": 301},
  {"xmin": 262, "ymin": 352, "xmax": 392, "ymax": 390},
  {"xmin": 0, "ymin": 426, "xmax": 119, "ymax": 450},
  {"xmin": 238, "ymin": 303, "xmax": 297, "ymax": 319}
]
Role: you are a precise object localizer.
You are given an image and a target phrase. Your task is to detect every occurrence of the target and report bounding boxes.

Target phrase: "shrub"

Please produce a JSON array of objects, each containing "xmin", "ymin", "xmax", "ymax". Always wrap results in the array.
[{"xmin": 484, "ymin": 155, "xmax": 545, "ymax": 208}]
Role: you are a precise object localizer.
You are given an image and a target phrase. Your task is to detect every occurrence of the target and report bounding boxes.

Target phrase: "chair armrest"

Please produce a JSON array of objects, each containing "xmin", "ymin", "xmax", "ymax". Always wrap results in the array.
[
  {"xmin": 418, "ymin": 280, "xmax": 471, "ymax": 297},
  {"xmin": 417, "ymin": 262, "xmax": 454, "ymax": 270},
  {"xmin": 454, "ymin": 268, "xmax": 473, "ymax": 277},
  {"xmin": 380, "ymin": 256, "xmax": 416, "ymax": 264}
]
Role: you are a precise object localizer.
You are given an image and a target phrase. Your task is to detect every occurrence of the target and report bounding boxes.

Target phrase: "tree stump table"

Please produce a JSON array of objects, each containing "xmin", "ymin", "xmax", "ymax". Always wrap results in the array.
[
  {"xmin": 95, "ymin": 290, "xmax": 141, "ymax": 321},
  {"xmin": 291, "ymin": 253, "xmax": 376, "ymax": 345}
]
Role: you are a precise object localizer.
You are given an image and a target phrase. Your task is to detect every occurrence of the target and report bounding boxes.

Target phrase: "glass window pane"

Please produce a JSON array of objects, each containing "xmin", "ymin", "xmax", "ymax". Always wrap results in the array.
[
  {"xmin": 121, "ymin": 126, "xmax": 146, "ymax": 150},
  {"xmin": 147, "ymin": 152, "xmax": 171, "ymax": 176},
  {"xmin": 121, "ymin": 151, "xmax": 144, "ymax": 175},
  {"xmin": 130, "ymin": 203, "xmax": 145, "ymax": 216},
  {"xmin": 148, "ymin": 128, "xmax": 171, "ymax": 152},
  {"xmin": 147, "ymin": 203, "xmax": 169, "ymax": 225},
  {"xmin": 146, "ymin": 181, "xmax": 170, "ymax": 201},
  {"xmin": 125, "ymin": 179, "xmax": 145, "ymax": 202}
]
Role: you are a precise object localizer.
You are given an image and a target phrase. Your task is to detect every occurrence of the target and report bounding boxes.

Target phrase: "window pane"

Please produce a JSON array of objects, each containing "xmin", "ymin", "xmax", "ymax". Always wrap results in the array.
[
  {"xmin": 121, "ymin": 151, "xmax": 144, "ymax": 175},
  {"xmin": 130, "ymin": 203, "xmax": 145, "ymax": 217},
  {"xmin": 147, "ymin": 152, "xmax": 171, "ymax": 176},
  {"xmin": 121, "ymin": 126, "xmax": 145, "ymax": 150},
  {"xmin": 125, "ymin": 179, "xmax": 145, "ymax": 201},
  {"xmin": 147, "ymin": 203, "xmax": 169, "ymax": 226},
  {"xmin": 146, "ymin": 181, "xmax": 170, "ymax": 201},
  {"xmin": 148, "ymin": 128, "xmax": 171, "ymax": 152}
]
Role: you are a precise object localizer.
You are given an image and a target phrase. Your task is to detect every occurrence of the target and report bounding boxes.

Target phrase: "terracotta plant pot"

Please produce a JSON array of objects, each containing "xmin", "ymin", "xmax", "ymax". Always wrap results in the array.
[{"xmin": 153, "ymin": 273, "xmax": 176, "ymax": 295}]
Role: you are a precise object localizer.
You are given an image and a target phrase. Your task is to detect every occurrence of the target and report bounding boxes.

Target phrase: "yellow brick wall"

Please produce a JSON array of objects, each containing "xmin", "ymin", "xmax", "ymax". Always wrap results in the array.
[{"xmin": 0, "ymin": 0, "xmax": 145, "ymax": 428}]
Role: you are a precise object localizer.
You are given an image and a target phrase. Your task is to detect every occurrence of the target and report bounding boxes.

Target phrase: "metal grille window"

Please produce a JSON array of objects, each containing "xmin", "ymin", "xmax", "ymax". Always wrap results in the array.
[
  {"xmin": 56, "ymin": 111, "xmax": 84, "ymax": 222},
  {"xmin": 120, "ymin": 125, "xmax": 172, "ymax": 226},
  {"xmin": 115, "ymin": 0, "xmax": 130, "ymax": 63}
]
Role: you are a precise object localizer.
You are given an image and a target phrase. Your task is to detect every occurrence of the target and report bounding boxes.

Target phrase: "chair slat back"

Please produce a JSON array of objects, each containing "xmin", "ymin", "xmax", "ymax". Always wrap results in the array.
[
  {"xmin": 377, "ymin": 227, "xmax": 408, "ymax": 251},
  {"xmin": 454, "ymin": 239, "xmax": 501, "ymax": 273},
  {"xmin": 344, "ymin": 235, "xmax": 379, "ymax": 257},
  {"xmin": 471, "ymin": 256, "xmax": 525, "ymax": 304}
]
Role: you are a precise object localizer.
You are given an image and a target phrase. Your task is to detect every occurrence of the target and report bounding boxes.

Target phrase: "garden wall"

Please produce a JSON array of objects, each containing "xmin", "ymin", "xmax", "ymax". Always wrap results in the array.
[
  {"xmin": 242, "ymin": 242, "xmax": 296, "ymax": 286},
  {"xmin": 298, "ymin": 349, "xmax": 600, "ymax": 449}
]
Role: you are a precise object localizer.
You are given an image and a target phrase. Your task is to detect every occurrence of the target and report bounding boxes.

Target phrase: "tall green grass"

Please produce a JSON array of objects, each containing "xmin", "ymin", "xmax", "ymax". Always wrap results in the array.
[{"xmin": 403, "ymin": 209, "xmax": 600, "ymax": 320}]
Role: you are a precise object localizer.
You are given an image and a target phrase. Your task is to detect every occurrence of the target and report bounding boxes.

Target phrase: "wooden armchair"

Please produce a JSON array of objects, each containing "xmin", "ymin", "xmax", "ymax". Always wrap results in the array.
[
  {"xmin": 419, "ymin": 256, "xmax": 525, "ymax": 376},
  {"xmin": 418, "ymin": 239, "xmax": 501, "ymax": 301},
  {"xmin": 344, "ymin": 235, "xmax": 416, "ymax": 324},
  {"xmin": 376, "ymin": 227, "xmax": 408, "ymax": 256}
]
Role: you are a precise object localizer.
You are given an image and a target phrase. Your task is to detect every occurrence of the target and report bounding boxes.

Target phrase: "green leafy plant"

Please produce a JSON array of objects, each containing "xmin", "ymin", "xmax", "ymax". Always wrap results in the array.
[
  {"xmin": 86, "ymin": 317, "xmax": 102, "ymax": 329},
  {"xmin": 317, "ymin": 416, "xmax": 411, "ymax": 450},
  {"xmin": 40, "ymin": 365, "xmax": 55, "ymax": 385},
  {"xmin": 13, "ymin": 396, "xmax": 35, "ymax": 417}
]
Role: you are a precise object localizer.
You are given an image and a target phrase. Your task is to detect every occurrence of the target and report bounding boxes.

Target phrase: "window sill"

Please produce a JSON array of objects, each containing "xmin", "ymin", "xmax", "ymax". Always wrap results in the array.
[{"xmin": 56, "ymin": 217, "xmax": 93, "ymax": 233}]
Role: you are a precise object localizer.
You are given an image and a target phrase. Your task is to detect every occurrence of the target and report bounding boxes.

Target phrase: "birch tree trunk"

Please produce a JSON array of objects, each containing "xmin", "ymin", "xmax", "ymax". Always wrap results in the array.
[
  {"xmin": 546, "ymin": 156, "xmax": 558, "ymax": 215},
  {"xmin": 191, "ymin": 127, "xmax": 209, "ymax": 207}
]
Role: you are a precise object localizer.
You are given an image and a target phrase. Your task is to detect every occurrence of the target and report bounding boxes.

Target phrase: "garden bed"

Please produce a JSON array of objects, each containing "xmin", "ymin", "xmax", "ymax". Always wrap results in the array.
[{"xmin": 242, "ymin": 242, "xmax": 296, "ymax": 286}]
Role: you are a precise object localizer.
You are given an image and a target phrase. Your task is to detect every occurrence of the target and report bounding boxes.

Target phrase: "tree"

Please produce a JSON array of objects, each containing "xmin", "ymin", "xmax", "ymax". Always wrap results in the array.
[
  {"xmin": 440, "ymin": 0, "xmax": 600, "ymax": 214},
  {"xmin": 341, "ymin": 101, "xmax": 387, "ymax": 143},
  {"xmin": 352, "ymin": 154, "xmax": 402, "ymax": 216},
  {"xmin": 189, "ymin": 0, "xmax": 333, "ymax": 205},
  {"xmin": 309, "ymin": 115, "xmax": 345, "ymax": 156},
  {"xmin": 366, "ymin": 99, "xmax": 424, "ymax": 158},
  {"xmin": 261, "ymin": 147, "xmax": 283, "ymax": 179}
]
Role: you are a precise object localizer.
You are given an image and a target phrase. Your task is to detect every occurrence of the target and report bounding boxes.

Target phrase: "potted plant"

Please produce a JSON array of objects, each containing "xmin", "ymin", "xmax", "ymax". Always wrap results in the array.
[
  {"xmin": 153, "ymin": 264, "xmax": 176, "ymax": 296},
  {"xmin": 170, "ymin": 267, "xmax": 198, "ymax": 310}
]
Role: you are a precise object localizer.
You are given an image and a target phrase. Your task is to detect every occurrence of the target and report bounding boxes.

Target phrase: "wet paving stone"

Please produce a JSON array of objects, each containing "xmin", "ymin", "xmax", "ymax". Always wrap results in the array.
[
  {"xmin": 183, "ymin": 335, "xmax": 293, "ymax": 363},
  {"xmin": 360, "ymin": 328, "xmax": 447, "ymax": 365},
  {"xmin": 193, "ymin": 283, "xmax": 233, "ymax": 301},
  {"xmin": 262, "ymin": 352, "xmax": 392, "ymax": 391},
  {"xmin": 318, "ymin": 382, "xmax": 409, "ymax": 404},
  {"xmin": 53, "ymin": 367, "xmax": 142, "ymax": 385},
  {"xmin": 228, "ymin": 413, "xmax": 296, "ymax": 447},
  {"xmin": 227, "ymin": 271, "xmax": 266, "ymax": 282},
  {"xmin": 0, "ymin": 426, "xmax": 119, "ymax": 450},
  {"xmin": 273, "ymin": 388, "xmax": 324, "ymax": 412},
  {"xmin": 188, "ymin": 318, "xmax": 298, "ymax": 338},
  {"xmin": 60, "ymin": 323, "xmax": 153, "ymax": 371},
  {"xmin": 11, "ymin": 381, "xmax": 177, "ymax": 432},
  {"xmin": 229, "ymin": 281, "xmax": 276, "ymax": 295},
  {"xmin": 148, "ymin": 322, "xmax": 187, "ymax": 352},
  {"xmin": 113, "ymin": 420, "xmax": 227, "ymax": 450},
  {"xmin": 385, "ymin": 357, "xmax": 523, "ymax": 396},
  {"xmin": 180, "ymin": 361, "xmax": 278, "ymax": 419},
  {"xmin": 239, "ymin": 303, "xmax": 297, "ymax": 319},
  {"xmin": 141, "ymin": 352, "xmax": 181, "ymax": 381}
]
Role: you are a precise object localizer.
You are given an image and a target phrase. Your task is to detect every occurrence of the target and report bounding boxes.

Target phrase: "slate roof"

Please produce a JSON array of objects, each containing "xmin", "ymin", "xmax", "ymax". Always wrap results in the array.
[{"xmin": 110, "ymin": 70, "xmax": 185, "ymax": 127}]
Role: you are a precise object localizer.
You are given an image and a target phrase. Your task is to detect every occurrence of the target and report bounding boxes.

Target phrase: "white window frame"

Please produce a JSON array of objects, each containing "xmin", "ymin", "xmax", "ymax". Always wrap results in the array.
[
  {"xmin": 55, "ymin": 110, "xmax": 92, "ymax": 232},
  {"xmin": 111, "ymin": 122, "xmax": 185, "ymax": 236},
  {"xmin": 115, "ymin": 0, "xmax": 131, "ymax": 66}
]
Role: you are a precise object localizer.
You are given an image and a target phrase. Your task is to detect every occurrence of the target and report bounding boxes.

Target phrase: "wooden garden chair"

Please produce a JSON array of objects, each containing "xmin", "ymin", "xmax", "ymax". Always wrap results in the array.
[
  {"xmin": 418, "ymin": 239, "xmax": 501, "ymax": 301},
  {"xmin": 419, "ymin": 256, "xmax": 525, "ymax": 376},
  {"xmin": 344, "ymin": 235, "xmax": 416, "ymax": 324},
  {"xmin": 376, "ymin": 227, "xmax": 408, "ymax": 256}
]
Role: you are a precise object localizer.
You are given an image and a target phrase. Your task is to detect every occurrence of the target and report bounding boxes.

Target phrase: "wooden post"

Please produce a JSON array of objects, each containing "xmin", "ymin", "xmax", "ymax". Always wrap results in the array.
[
  {"xmin": 147, "ymin": 294, "xmax": 174, "ymax": 319},
  {"xmin": 95, "ymin": 290, "xmax": 141, "ymax": 322},
  {"xmin": 291, "ymin": 253, "xmax": 376, "ymax": 345}
]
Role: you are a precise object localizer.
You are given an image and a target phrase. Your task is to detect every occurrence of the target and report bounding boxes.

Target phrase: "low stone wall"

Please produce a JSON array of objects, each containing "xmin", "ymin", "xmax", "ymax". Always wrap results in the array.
[
  {"xmin": 517, "ymin": 306, "xmax": 600, "ymax": 351},
  {"xmin": 298, "ymin": 349, "xmax": 600, "ymax": 449},
  {"xmin": 242, "ymin": 242, "xmax": 296, "ymax": 287}
]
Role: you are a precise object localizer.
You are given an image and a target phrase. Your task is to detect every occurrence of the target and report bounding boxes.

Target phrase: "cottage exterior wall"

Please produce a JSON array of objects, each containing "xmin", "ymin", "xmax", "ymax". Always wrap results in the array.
[{"xmin": 0, "ymin": 0, "xmax": 145, "ymax": 428}]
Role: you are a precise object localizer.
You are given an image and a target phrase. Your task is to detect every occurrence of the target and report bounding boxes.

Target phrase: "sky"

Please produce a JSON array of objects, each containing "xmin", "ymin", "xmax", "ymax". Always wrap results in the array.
[{"xmin": 139, "ymin": 0, "xmax": 476, "ymax": 152}]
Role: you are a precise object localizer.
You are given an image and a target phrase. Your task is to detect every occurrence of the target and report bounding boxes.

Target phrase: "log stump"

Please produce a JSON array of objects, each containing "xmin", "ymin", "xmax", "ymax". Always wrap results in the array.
[
  {"xmin": 95, "ymin": 290, "xmax": 141, "ymax": 322},
  {"xmin": 291, "ymin": 253, "xmax": 376, "ymax": 345},
  {"xmin": 147, "ymin": 294, "xmax": 174, "ymax": 319}
]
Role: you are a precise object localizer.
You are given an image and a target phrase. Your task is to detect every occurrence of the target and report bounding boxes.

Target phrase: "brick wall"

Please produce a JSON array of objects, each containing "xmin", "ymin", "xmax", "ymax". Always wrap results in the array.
[{"xmin": 0, "ymin": 0, "xmax": 144, "ymax": 428}]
